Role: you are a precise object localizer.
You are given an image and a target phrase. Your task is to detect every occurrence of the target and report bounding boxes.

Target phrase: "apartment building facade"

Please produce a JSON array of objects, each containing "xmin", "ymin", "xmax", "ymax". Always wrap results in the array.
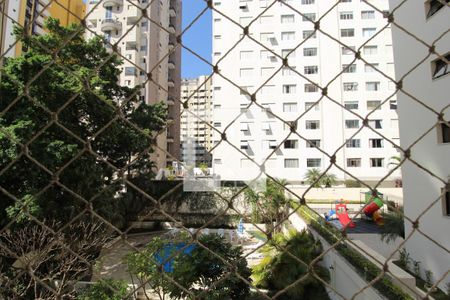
[
  {"xmin": 85, "ymin": 0, "xmax": 181, "ymax": 168},
  {"xmin": 391, "ymin": 0, "xmax": 449, "ymax": 291},
  {"xmin": 1, "ymin": 0, "xmax": 85, "ymax": 64},
  {"xmin": 211, "ymin": 0, "xmax": 401, "ymax": 184},
  {"xmin": 180, "ymin": 75, "xmax": 213, "ymax": 166}
]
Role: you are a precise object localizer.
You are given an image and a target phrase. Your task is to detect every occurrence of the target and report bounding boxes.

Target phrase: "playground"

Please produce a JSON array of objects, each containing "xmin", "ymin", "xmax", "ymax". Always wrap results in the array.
[{"xmin": 320, "ymin": 191, "xmax": 387, "ymax": 233}]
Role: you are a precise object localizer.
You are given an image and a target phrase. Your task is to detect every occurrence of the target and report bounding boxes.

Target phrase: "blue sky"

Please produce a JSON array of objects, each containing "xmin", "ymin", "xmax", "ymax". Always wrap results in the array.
[{"xmin": 181, "ymin": 0, "xmax": 212, "ymax": 78}]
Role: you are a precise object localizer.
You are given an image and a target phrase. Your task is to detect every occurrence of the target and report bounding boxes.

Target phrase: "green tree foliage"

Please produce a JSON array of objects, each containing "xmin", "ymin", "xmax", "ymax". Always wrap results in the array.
[
  {"xmin": 0, "ymin": 18, "xmax": 166, "ymax": 228},
  {"xmin": 380, "ymin": 206, "xmax": 405, "ymax": 243},
  {"xmin": 77, "ymin": 278, "xmax": 129, "ymax": 300},
  {"xmin": 127, "ymin": 234, "xmax": 252, "ymax": 300},
  {"xmin": 304, "ymin": 169, "xmax": 337, "ymax": 188},
  {"xmin": 253, "ymin": 229, "xmax": 329, "ymax": 300},
  {"xmin": 244, "ymin": 178, "xmax": 289, "ymax": 235}
]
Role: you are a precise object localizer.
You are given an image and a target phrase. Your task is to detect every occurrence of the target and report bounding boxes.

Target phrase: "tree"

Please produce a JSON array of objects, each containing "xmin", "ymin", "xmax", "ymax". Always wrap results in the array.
[
  {"xmin": 127, "ymin": 234, "xmax": 252, "ymax": 300},
  {"xmin": 244, "ymin": 178, "xmax": 289, "ymax": 235},
  {"xmin": 304, "ymin": 169, "xmax": 337, "ymax": 188},
  {"xmin": 0, "ymin": 221, "xmax": 110, "ymax": 299},
  {"xmin": 0, "ymin": 18, "xmax": 166, "ymax": 228},
  {"xmin": 380, "ymin": 207, "xmax": 405, "ymax": 243},
  {"xmin": 77, "ymin": 278, "xmax": 129, "ymax": 300},
  {"xmin": 252, "ymin": 229, "xmax": 329, "ymax": 299}
]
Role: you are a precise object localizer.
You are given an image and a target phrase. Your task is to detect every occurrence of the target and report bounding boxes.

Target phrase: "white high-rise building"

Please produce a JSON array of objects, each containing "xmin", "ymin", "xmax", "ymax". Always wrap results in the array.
[
  {"xmin": 391, "ymin": 0, "xmax": 449, "ymax": 291},
  {"xmin": 180, "ymin": 76, "xmax": 213, "ymax": 166},
  {"xmin": 85, "ymin": 0, "xmax": 181, "ymax": 168},
  {"xmin": 211, "ymin": 0, "xmax": 401, "ymax": 184}
]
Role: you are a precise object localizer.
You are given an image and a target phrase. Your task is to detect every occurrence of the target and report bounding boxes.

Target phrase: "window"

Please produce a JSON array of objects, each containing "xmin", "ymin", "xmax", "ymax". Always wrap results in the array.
[
  {"xmin": 124, "ymin": 67, "xmax": 137, "ymax": 76},
  {"xmin": 346, "ymin": 139, "xmax": 361, "ymax": 148},
  {"xmin": 262, "ymin": 122, "xmax": 273, "ymax": 132},
  {"xmin": 342, "ymin": 64, "xmax": 356, "ymax": 73},
  {"xmin": 281, "ymin": 31, "xmax": 295, "ymax": 41},
  {"xmin": 369, "ymin": 119, "xmax": 383, "ymax": 129},
  {"xmin": 362, "ymin": 28, "xmax": 377, "ymax": 38},
  {"xmin": 240, "ymin": 68, "xmax": 253, "ymax": 77},
  {"xmin": 268, "ymin": 140, "xmax": 278, "ymax": 149},
  {"xmin": 303, "ymin": 30, "xmax": 316, "ymax": 39},
  {"xmin": 260, "ymin": 15, "xmax": 274, "ymax": 24},
  {"xmin": 283, "ymin": 102, "xmax": 298, "ymax": 112},
  {"xmin": 340, "ymin": 12, "xmax": 353, "ymax": 20},
  {"xmin": 363, "ymin": 45, "xmax": 378, "ymax": 55},
  {"xmin": 361, "ymin": 10, "xmax": 375, "ymax": 19},
  {"xmin": 341, "ymin": 29, "xmax": 355, "ymax": 37},
  {"xmin": 303, "ymin": 13, "xmax": 316, "ymax": 22},
  {"xmin": 341, "ymin": 0, "xmax": 351, "ymax": 2},
  {"xmin": 283, "ymin": 84, "xmax": 297, "ymax": 94},
  {"xmin": 261, "ymin": 67, "xmax": 274, "ymax": 76},
  {"xmin": 307, "ymin": 158, "xmax": 321, "ymax": 167},
  {"xmin": 213, "ymin": 122, "xmax": 222, "ymax": 127},
  {"xmin": 285, "ymin": 159, "xmax": 299, "ymax": 168},
  {"xmin": 305, "ymin": 102, "xmax": 319, "ymax": 111},
  {"xmin": 367, "ymin": 100, "xmax": 381, "ymax": 110},
  {"xmin": 432, "ymin": 53, "xmax": 450, "ymax": 79},
  {"xmin": 342, "ymin": 46, "xmax": 355, "ymax": 55},
  {"xmin": 281, "ymin": 14, "xmax": 295, "ymax": 23},
  {"xmin": 366, "ymin": 82, "xmax": 380, "ymax": 91},
  {"xmin": 284, "ymin": 140, "xmax": 298, "ymax": 149},
  {"xmin": 240, "ymin": 140, "xmax": 249, "ymax": 150},
  {"xmin": 302, "ymin": 0, "xmax": 314, "ymax": 4},
  {"xmin": 344, "ymin": 101, "xmax": 359, "ymax": 110},
  {"xmin": 306, "ymin": 120, "xmax": 320, "ymax": 129},
  {"xmin": 426, "ymin": 0, "xmax": 449, "ymax": 18},
  {"xmin": 304, "ymin": 65, "xmax": 318, "ymax": 74},
  {"xmin": 282, "ymin": 49, "xmax": 295, "ymax": 58},
  {"xmin": 260, "ymin": 32, "xmax": 274, "ymax": 42},
  {"xmin": 345, "ymin": 119, "xmax": 360, "ymax": 129},
  {"xmin": 306, "ymin": 139, "xmax": 321, "ymax": 148},
  {"xmin": 443, "ymin": 188, "xmax": 450, "ymax": 216},
  {"xmin": 282, "ymin": 67, "xmax": 296, "ymax": 76},
  {"xmin": 214, "ymin": 18, "xmax": 221, "ymax": 23},
  {"xmin": 343, "ymin": 82, "xmax": 358, "ymax": 91},
  {"xmin": 214, "ymin": 35, "xmax": 221, "ymax": 40},
  {"xmin": 370, "ymin": 158, "xmax": 384, "ymax": 167},
  {"xmin": 303, "ymin": 47, "xmax": 317, "ymax": 56},
  {"xmin": 439, "ymin": 122, "xmax": 450, "ymax": 143},
  {"xmin": 347, "ymin": 158, "xmax": 361, "ymax": 167},
  {"xmin": 365, "ymin": 63, "xmax": 379, "ymax": 72},
  {"xmin": 214, "ymin": 159, "xmax": 222, "ymax": 164},
  {"xmin": 369, "ymin": 139, "xmax": 383, "ymax": 148},
  {"xmin": 305, "ymin": 84, "xmax": 318, "ymax": 93},
  {"xmin": 390, "ymin": 100, "xmax": 397, "ymax": 110},
  {"xmin": 240, "ymin": 50, "xmax": 253, "ymax": 60},
  {"xmin": 283, "ymin": 120, "xmax": 298, "ymax": 131},
  {"xmin": 240, "ymin": 123, "xmax": 250, "ymax": 132}
]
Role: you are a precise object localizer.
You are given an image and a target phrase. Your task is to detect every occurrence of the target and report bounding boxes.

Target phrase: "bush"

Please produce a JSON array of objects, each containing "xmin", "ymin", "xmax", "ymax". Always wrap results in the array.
[
  {"xmin": 77, "ymin": 279, "xmax": 129, "ymax": 300},
  {"xmin": 127, "ymin": 234, "xmax": 252, "ymax": 300},
  {"xmin": 344, "ymin": 180, "xmax": 362, "ymax": 188},
  {"xmin": 253, "ymin": 229, "xmax": 330, "ymax": 300}
]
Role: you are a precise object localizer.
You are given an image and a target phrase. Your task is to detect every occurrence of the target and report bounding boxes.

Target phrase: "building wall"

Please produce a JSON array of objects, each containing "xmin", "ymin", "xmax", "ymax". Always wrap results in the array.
[
  {"xmin": 390, "ymin": 0, "xmax": 450, "ymax": 291},
  {"xmin": 85, "ymin": 0, "xmax": 181, "ymax": 169},
  {"xmin": 180, "ymin": 75, "xmax": 213, "ymax": 166},
  {"xmin": 211, "ymin": 0, "xmax": 401, "ymax": 184},
  {"xmin": 48, "ymin": 0, "xmax": 86, "ymax": 26}
]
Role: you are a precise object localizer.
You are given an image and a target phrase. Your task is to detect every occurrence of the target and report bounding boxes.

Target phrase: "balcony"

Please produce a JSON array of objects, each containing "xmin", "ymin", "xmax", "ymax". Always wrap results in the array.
[
  {"xmin": 126, "ymin": 5, "xmax": 141, "ymax": 22},
  {"xmin": 168, "ymin": 41, "xmax": 175, "ymax": 51},
  {"xmin": 169, "ymin": 7, "xmax": 176, "ymax": 17},
  {"xmin": 168, "ymin": 23, "xmax": 176, "ymax": 34},
  {"xmin": 167, "ymin": 98, "xmax": 175, "ymax": 105},
  {"xmin": 168, "ymin": 60, "xmax": 175, "ymax": 69},
  {"xmin": 102, "ymin": 0, "xmax": 122, "ymax": 8},
  {"xmin": 101, "ymin": 19, "xmax": 121, "ymax": 32},
  {"xmin": 168, "ymin": 79, "xmax": 175, "ymax": 88}
]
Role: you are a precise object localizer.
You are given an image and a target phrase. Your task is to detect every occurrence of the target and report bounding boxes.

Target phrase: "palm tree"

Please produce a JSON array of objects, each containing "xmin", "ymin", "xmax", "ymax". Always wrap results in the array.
[
  {"xmin": 380, "ymin": 206, "xmax": 405, "ymax": 243},
  {"xmin": 304, "ymin": 168, "xmax": 322, "ymax": 188},
  {"xmin": 322, "ymin": 173, "xmax": 337, "ymax": 187},
  {"xmin": 388, "ymin": 155, "xmax": 402, "ymax": 167}
]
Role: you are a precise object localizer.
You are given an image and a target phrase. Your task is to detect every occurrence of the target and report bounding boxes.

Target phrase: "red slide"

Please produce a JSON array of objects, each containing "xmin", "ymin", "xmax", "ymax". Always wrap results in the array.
[{"xmin": 336, "ymin": 203, "xmax": 355, "ymax": 228}]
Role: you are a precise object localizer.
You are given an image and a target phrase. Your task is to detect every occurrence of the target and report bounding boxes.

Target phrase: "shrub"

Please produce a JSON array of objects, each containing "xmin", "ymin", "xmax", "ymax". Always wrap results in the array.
[
  {"xmin": 344, "ymin": 180, "xmax": 362, "ymax": 188},
  {"xmin": 253, "ymin": 229, "xmax": 329, "ymax": 300},
  {"xmin": 77, "ymin": 279, "xmax": 129, "ymax": 300}
]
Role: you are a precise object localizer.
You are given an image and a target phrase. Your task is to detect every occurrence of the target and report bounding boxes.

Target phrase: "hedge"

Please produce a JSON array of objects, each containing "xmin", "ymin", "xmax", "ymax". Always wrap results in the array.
[{"xmin": 291, "ymin": 202, "xmax": 413, "ymax": 300}]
